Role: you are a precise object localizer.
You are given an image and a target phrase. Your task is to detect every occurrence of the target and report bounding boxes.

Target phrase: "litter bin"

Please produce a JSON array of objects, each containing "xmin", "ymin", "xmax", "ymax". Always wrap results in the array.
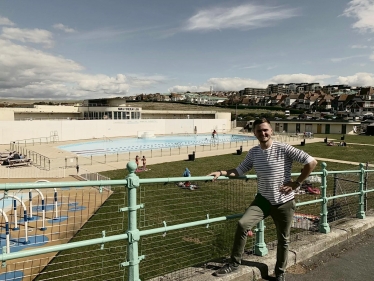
[
  {"xmin": 324, "ymin": 137, "xmax": 327, "ymax": 143},
  {"xmin": 236, "ymin": 145, "xmax": 243, "ymax": 155},
  {"xmin": 341, "ymin": 135, "xmax": 345, "ymax": 141},
  {"xmin": 188, "ymin": 151, "xmax": 195, "ymax": 161},
  {"xmin": 301, "ymin": 139, "xmax": 305, "ymax": 146}
]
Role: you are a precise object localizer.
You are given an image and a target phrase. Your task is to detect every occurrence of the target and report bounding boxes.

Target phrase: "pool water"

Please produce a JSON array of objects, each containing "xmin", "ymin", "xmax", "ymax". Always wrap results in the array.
[{"xmin": 58, "ymin": 134, "xmax": 256, "ymax": 156}]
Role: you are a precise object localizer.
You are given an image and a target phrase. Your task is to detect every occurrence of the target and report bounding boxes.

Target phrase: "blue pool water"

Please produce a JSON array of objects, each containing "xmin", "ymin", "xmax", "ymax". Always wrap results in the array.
[{"xmin": 58, "ymin": 134, "xmax": 256, "ymax": 156}]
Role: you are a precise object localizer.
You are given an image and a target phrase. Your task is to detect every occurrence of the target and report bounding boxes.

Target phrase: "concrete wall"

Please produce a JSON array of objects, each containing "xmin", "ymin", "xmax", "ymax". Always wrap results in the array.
[
  {"xmin": 0, "ymin": 110, "xmax": 14, "ymax": 121},
  {"xmin": 1, "ymin": 119, "xmax": 230, "ymax": 144}
]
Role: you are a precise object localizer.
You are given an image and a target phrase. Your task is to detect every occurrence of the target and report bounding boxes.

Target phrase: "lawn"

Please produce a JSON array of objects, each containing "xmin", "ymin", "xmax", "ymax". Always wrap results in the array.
[{"xmin": 314, "ymin": 133, "xmax": 374, "ymax": 145}]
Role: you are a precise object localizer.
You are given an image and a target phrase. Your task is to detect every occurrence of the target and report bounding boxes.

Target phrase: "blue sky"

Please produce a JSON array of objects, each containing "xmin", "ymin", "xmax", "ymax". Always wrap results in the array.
[{"xmin": 1, "ymin": 0, "xmax": 374, "ymax": 100}]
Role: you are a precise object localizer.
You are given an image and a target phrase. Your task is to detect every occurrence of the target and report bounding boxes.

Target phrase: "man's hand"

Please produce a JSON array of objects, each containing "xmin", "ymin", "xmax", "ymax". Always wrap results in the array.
[
  {"xmin": 279, "ymin": 182, "xmax": 299, "ymax": 195},
  {"xmin": 207, "ymin": 171, "xmax": 221, "ymax": 181}
]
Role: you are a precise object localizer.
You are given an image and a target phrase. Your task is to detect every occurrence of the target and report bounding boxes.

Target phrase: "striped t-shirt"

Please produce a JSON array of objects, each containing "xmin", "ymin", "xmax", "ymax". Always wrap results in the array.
[{"xmin": 235, "ymin": 141, "xmax": 315, "ymax": 205}]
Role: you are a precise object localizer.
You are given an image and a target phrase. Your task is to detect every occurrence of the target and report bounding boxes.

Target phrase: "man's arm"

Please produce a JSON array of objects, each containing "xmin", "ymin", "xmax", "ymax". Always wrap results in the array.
[
  {"xmin": 296, "ymin": 159, "xmax": 318, "ymax": 184},
  {"xmin": 280, "ymin": 158, "xmax": 318, "ymax": 194},
  {"xmin": 208, "ymin": 168, "xmax": 240, "ymax": 181},
  {"xmin": 208, "ymin": 149, "xmax": 253, "ymax": 181}
]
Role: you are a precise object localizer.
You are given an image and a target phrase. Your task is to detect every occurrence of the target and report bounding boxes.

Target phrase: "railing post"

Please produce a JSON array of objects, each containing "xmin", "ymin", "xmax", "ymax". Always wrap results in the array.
[
  {"xmin": 357, "ymin": 163, "xmax": 366, "ymax": 219},
  {"xmin": 126, "ymin": 161, "xmax": 142, "ymax": 281},
  {"xmin": 319, "ymin": 162, "xmax": 330, "ymax": 233},
  {"xmin": 254, "ymin": 220, "xmax": 268, "ymax": 256}
]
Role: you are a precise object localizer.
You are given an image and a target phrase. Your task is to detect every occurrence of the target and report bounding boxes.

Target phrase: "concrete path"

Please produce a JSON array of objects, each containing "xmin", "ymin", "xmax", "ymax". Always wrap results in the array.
[
  {"xmin": 285, "ymin": 226, "xmax": 374, "ymax": 281},
  {"xmin": 314, "ymin": 157, "xmax": 374, "ymax": 167}
]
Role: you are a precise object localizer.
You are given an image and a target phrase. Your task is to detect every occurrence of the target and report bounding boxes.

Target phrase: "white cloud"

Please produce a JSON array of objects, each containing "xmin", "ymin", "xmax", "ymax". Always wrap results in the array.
[
  {"xmin": 370, "ymin": 51, "xmax": 374, "ymax": 61},
  {"xmin": 169, "ymin": 77, "xmax": 271, "ymax": 92},
  {"xmin": 330, "ymin": 54, "xmax": 366, "ymax": 62},
  {"xmin": 168, "ymin": 73, "xmax": 333, "ymax": 92},
  {"xmin": 270, "ymin": 73, "xmax": 333, "ymax": 84},
  {"xmin": 207, "ymin": 77, "xmax": 267, "ymax": 90},
  {"xmin": 351, "ymin": 44, "xmax": 368, "ymax": 48},
  {"xmin": 0, "ymin": 16, "xmax": 15, "ymax": 26},
  {"xmin": 343, "ymin": 0, "xmax": 374, "ymax": 33},
  {"xmin": 1, "ymin": 27, "xmax": 54, "ymax": 48},
  {"xmin": 168, "ymin": 85, "xmax": 201, "ymax": 93},
  {"xmin": 0, "ymin": 39, "xmax": 167, "ymax": 99},
  {"xmin": 53, "ymin": 23, "xmax": 76, "ymax": 33},
  {"xmin": 184, "ymin": 3, "xmax": 298, "ymax": 31},
  {"xmin": 337, "ymin": 72, "xmax": 374, "ymax": 86}
]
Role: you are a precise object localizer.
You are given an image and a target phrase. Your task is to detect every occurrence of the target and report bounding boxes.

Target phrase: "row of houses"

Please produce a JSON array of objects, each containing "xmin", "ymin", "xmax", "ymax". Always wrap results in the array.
[{"xmin": 127, "ymin": 87, "xmax": 374, "ymax": 115}]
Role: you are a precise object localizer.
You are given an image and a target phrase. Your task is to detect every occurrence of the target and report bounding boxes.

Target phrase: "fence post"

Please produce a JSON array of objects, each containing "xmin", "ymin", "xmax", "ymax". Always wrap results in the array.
[
  {"xmin": 357, "ymin": 163, "xmax": 366, "ymax": 219},
  {"xmin": 126, "ymin": 161, "xmax": 142, "ymax": 281},
  {"xmin": 319, "ymin": 162, "xmax": 330, "ymax": 233},
  {"xmin": 254, "ymin": 220, "xmax": 268, "ymax": 256},
  {"xmin": 364, "ymin": 162, "xmax": 368, "ymax": 212}
]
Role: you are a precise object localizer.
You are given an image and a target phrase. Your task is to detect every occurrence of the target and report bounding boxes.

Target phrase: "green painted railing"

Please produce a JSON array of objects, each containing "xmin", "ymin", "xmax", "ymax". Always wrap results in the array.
[{"xmin": 0, "ymin": 162, "xmax": 373, "ymax": 281}]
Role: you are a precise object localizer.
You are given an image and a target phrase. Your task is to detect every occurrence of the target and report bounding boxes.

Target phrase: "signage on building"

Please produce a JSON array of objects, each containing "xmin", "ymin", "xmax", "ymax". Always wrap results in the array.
[{"xmin": 118, "ymin": 107, "xmax": 140, "ymax": 111}]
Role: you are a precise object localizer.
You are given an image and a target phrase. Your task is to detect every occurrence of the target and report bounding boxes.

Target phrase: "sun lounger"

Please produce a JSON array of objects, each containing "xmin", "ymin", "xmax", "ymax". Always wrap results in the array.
[{"xmin": 7, "ymin": 158, "xmax": 32, "ymax": 167}]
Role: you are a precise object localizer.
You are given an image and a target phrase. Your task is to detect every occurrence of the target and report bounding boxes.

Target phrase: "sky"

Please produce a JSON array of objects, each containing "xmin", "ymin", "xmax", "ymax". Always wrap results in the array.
[{"xmin": 1, "ymin": 0, "xmax": 374, "ymax": 100}]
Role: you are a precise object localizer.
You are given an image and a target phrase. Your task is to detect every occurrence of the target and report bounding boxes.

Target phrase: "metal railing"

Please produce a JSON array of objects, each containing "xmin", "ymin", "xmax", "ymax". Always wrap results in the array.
[{"xmin": 0, "ymin": 162, "xmax": 372, "ymax": 280}]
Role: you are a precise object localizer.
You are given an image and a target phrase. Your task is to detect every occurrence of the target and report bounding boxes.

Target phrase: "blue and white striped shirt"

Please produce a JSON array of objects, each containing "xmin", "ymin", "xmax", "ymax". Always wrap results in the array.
[{"xmin": 235, "ymin": 141, "xmax": 315, "ymax": 205}]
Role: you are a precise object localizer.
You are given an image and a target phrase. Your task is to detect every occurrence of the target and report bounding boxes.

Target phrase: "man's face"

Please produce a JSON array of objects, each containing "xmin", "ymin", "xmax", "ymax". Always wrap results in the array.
[{"xmin": 254, "ymin": 122, "xmax": 273, "ymax": 143}]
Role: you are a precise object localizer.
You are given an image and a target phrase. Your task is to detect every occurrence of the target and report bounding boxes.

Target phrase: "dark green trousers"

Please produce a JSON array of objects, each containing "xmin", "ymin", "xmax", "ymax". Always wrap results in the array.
[{"xmin": 231, "ymin": 194, "xmax": 296, "ymax": 275}]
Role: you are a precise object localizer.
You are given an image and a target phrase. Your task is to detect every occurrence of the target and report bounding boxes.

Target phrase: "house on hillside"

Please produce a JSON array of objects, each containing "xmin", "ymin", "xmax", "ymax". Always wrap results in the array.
[
  {"xmin": 285, "ymin": 94, "xmax": 299, "ymax": 107},
  {"xmin": 170, "ymin": 93, "xmax": 184, "ymax": 102}
]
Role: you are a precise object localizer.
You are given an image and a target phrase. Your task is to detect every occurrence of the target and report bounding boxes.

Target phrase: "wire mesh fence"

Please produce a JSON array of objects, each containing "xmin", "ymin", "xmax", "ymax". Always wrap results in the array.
[
  {"xmin": 0, "ymin": 184, "xmax": 123, "ymax": 280},
  {"xmin": 138, "ymin": 179, "xmax": 257, "ymax": 280}
]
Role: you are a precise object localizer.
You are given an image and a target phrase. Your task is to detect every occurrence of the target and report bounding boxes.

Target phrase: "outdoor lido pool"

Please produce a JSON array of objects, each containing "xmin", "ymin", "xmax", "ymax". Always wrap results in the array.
[{"xmin": 58, "ymin": 134, "xmax": 256, "ymax": 156}]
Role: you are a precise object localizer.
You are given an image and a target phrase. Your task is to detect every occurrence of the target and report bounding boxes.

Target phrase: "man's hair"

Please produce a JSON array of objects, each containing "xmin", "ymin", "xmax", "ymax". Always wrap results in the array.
[{"xmin": 252, "ymin": 118, "xmax": 271, "ymax": 131}]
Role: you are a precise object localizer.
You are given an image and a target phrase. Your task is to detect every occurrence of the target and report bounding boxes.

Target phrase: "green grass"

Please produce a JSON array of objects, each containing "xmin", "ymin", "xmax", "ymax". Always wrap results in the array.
[
  {"xmin": 295, "ymin": 142, "xmax": 374, "ymax": 165},
  {"xmin": 37, "ymin": 137, "xmax": 373, "ymax": 281},
  {"xmin": 314, "ymin": 133, "xmax": 374, "ymax": 145}
]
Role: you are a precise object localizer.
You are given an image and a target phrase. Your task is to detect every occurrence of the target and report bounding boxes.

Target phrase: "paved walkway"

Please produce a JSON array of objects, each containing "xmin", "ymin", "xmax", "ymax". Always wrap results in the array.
[
  {"xmin": 314, "ymin": 157, "xmax": 374, "ymax": 167},
  {"xmin": 284, "ymin": 226, "xmax": 374, "ymax": 281}
]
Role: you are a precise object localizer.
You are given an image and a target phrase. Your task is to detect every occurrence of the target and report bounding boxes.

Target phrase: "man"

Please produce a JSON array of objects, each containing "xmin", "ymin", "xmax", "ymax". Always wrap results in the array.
[{"xmin": 208, "ymin": 118, "xmax": 317, "ymax": 281}]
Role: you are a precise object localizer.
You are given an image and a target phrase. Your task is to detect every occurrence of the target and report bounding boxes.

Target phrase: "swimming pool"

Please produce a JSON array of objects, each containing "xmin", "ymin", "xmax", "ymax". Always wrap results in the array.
[{"xmin": 58, "ymin": 134, "xmax": 256, "ymax": 156}]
